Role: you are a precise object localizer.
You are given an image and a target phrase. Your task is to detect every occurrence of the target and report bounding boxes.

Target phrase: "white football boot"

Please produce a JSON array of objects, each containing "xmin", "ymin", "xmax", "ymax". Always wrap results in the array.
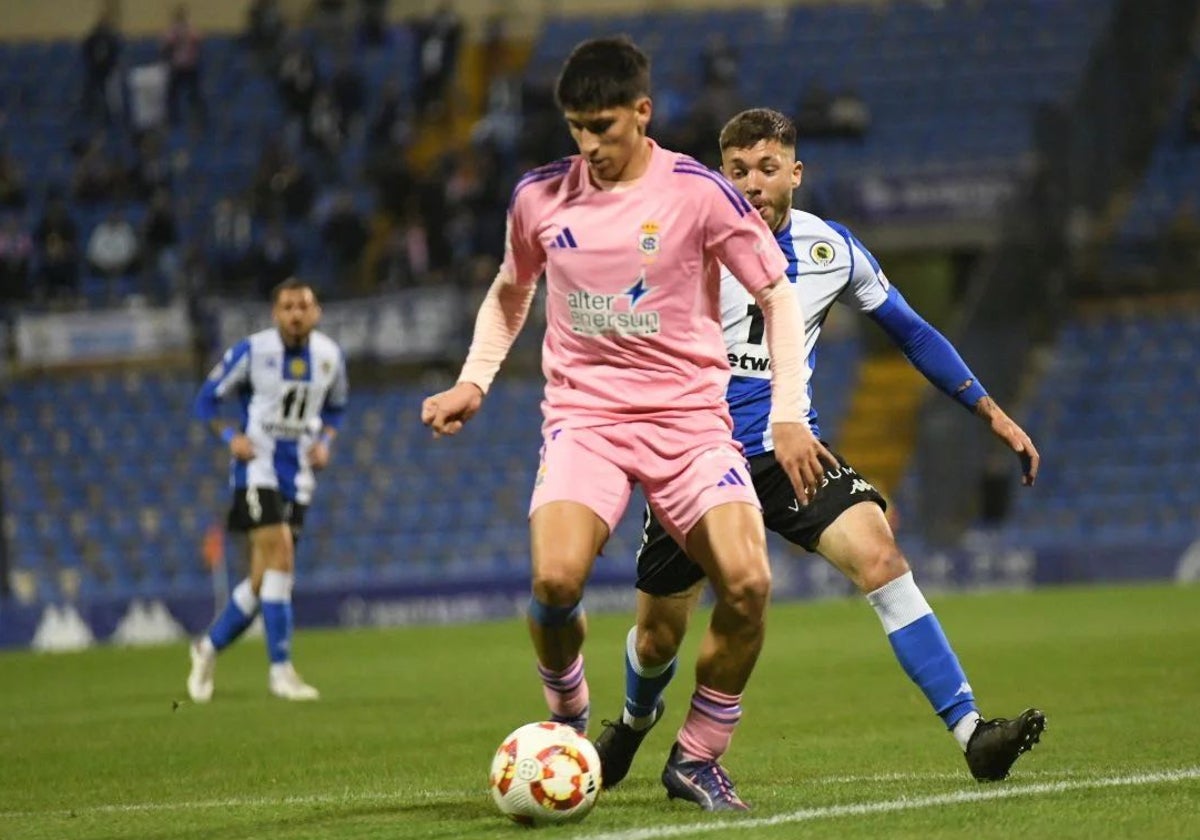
[
  {"xmin": 269, "ymin": 662, "xmax": 320, "ymax": 701},
  {"xmin": 187, "ymin": 640, "xmax": 216, "ymax": 703}
]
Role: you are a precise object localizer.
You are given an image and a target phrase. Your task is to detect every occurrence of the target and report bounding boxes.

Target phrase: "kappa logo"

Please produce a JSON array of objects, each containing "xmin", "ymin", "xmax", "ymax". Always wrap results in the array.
[
  {"xmin": 954, "ymin": 681, "xmax": 973, "ymax": 697},
  {"xmin": 849, "ymin": 478, "xmax": 875, "ymax": 494}
]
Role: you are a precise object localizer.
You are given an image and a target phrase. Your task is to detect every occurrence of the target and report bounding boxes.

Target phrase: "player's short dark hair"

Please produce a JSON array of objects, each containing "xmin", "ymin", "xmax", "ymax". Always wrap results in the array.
[
  {"xmin": 719, "ymin": 108, "xmax": 798, "ymax": 152},
  {"xmin": 555, "ymin": 36, "xmax": 651, "ymax": 112},
  {"xmin": 270, "ymin": 278, "xmax": 317, "ymax": 304}
]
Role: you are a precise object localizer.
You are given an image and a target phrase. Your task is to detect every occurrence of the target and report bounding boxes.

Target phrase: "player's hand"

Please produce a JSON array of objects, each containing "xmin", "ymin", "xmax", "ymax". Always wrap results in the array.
[
  {"xmin": 229, "ymin": 433, "xmax": 255, "ymax": 461},
  {"xmin": 771, "ymin": 422, "xmax": 840, "ymax": 506},
  {"xmin": 421, "ymin": 382, "xmax": 484, "ymax": 438},
  {"xmin": 308, "ymin": 440, "xmax": 331, "ymax": 470},
  {"xmin": 975, "ymin": 397, "xmax": 1039, "ymax": 486}
]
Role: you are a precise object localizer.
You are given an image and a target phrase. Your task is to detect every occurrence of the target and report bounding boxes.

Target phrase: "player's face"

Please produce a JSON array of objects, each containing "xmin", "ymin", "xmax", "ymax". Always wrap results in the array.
[
  {"xmin": 273, "ymin": 287, "xmax": 321, "ymax": 346},
  {"xmin": 721, "ymin": 140, "xmax": 803, "ymax": 233},
  {"xmin": 564, "ymin": 97, "xmax": 652, "ymax": 182}
]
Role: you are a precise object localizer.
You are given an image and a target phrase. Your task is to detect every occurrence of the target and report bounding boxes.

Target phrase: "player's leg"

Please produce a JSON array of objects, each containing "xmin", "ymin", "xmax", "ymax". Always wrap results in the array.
[
  {"xmin": 528, "ymin": 501, "xmax": 606, "ymax": 733},
  {"xmin": 527, "ymin": 428, "xmax": 632, "ymax": 735},
  {"xmin": 657, "ymin": 500, "xmax": 768, "ymax": 810},
  {"xmin": 255, "ymin": 496, "xmax": 318, "ymax": 701},
  {"xmin": 187, "ymin": 491, "xmax": 263, "ymax": 703},
  {"xmin": 593, "ymin": 505, "xmax": 704, "ymax": 788},
  {"xmin": 816, "ymin": 501, "xmax": 1044, "ymax": 780}
]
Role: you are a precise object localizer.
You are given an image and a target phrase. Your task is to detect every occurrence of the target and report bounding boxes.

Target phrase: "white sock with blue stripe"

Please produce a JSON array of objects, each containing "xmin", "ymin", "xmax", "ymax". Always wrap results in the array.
[{"xmin": 866, "ymin": 571, "xmax": 981, "ymax": 749}]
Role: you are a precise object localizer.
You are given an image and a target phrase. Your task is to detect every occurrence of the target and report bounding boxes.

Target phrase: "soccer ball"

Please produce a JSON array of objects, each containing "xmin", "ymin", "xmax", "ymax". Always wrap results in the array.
[{"xmin": 489, "ymin": 721, "xmax": 602, "ymax": 825}]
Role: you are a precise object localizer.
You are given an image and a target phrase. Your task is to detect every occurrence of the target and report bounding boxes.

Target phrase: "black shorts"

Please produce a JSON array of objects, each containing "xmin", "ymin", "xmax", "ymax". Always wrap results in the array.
[
  {"xmin": 227, "ymin": 486, "xmax": 308, "ymax": 534},
  {"xmin": 635, "ymin": 448, "xmax": 887, "ymax": 596}
]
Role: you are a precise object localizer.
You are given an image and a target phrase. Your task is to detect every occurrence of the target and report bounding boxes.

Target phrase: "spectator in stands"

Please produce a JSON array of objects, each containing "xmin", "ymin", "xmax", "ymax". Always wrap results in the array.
[
  {"xmin": 1160, "ymin": 199, "xmax": 1200, "ymax": 278},
  {"xmin": 795, "ymin": 83, "xmax": 834, "ymax": 137},
  {"xmin": 700, "ymin": 33, "xmax": 739, "ymax": 90},
  {"xmin": 795, "ymin": 84, "xmax": 871, "ymax": 139},
  {"xmin": 163, "ymin": 4, "xmax": 206, "ymax": 126},
  {"xmin": 374, "ymin": 222, "xmax": 421, "ymax": 291},
  {"xmin": 71, "ymin": 133, "xmax": 124, "ymax": 203},
  {"xmin": 251, "ymin": 219, "xmax": 299, "ymax": 298},
  {"xmin": 245, "ymin": 0, "xmax": 285, "ymax": 65},
  {"xmin": 86, "ymin": 209, "xmax": 140, "ymax": 285},
  {"xmin": 142, "ymin": 188, "xmax": 180, "ymax": 301},
  {"xmin": 412, "ymin": 1, "xmax": 463, "ymax": 118},
  {"xmin": 330, "ymin": 53, "xmax": 367, "ymax": 137},
  {"xmin": 358, "ymin": 0, "xmax": 390, "ymax": 46},
  {"xmin": 80, "ymin": 5, "xmax": 123, "ymax": 125},
  {"xmin": 367, "ymin": 81, "xmax": 413, "ymax": 158},
  {"xmin": 128, "ymin": 129, "xmax": 176, "ymax": 200},
  {"xmin": 34, "ymin": 195, "xmax": 81, "ymax": 302},
  {"xmin": 828, "ymin": 88, "xmax": 871, "ymax": 138},
  {"xmin": 0, "ymin": 145, "xmax": 27, "ymax": 209},
  {"xmin": 311, "ymin": 0, "xmax": 351, "ymax": 46},
  {"xmin": 1187, "ymin": 86, "xmax": 1200, "ymax": 141},
  {"xmin": 251, "ymin": 138, "xmax": 315, "ymax": 220},
  {"xmin": 0, "ymin": 212, "xmax": 32, "ymax": 307},
  {"xmin": 320, "ymin": 190, "xmax": 369, "ymax": 286},
  {"xmin": 276, "ymin": 32, "xmax": 320, "ymax": 144},
  {"xmin": 209, "ymin": 197, "xmax": 254, "ymax": 291},
  {"xmin": 305, "ymin": 86, "xmax": 345, "ymax": 179}
]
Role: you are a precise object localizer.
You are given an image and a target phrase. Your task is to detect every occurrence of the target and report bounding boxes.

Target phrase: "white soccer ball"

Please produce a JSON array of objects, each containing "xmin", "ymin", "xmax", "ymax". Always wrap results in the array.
[{"xmin": 489, "ymin": 721, "xmax": 602, "ymax": 825}]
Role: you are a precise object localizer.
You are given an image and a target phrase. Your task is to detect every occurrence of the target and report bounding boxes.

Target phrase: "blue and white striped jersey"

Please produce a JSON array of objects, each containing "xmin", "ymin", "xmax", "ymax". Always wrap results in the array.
[
  {"xmin": 195, "ymin": 328, "xmax": 349, "ymax": 504},
  {"xmin": 721, "ymin": 209, "xmax": 889, "ymax": 457}
]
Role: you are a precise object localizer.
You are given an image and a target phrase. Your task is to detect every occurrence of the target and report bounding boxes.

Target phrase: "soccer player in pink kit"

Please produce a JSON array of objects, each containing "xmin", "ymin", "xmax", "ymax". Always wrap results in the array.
[{"xmin": 422, "ymin": 37, "xmax": 836, "ymax": 811}]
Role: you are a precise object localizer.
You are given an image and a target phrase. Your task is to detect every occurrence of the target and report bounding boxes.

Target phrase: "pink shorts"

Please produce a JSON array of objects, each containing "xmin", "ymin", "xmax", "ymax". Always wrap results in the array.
[{"xmin": 528, "ymin": 416, "xmax": 761, "ymax": 547}]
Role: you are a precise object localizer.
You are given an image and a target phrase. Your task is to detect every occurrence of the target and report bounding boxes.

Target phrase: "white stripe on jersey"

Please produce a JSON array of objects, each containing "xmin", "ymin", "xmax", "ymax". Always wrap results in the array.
[
  {"xmin": 210, "ymin": 328, "xmax": 347, "ymax": 504},
  {"xmin": 721, "ymin": 209, "xmax": 889, "ymax": 455}
]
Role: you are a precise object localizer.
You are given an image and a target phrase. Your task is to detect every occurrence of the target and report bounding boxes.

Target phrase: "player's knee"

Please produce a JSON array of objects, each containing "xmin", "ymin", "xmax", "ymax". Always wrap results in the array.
[
  {"xmin": 635, "ymin": 624, "xmax": 683, "ymax": 667},
  {"xmin": 719, "ymin": 564, "xmax": 772, "ymax": 624},
  {"xmin": 858, "ymin": 543, "xmax": 910, "ymax": 592},
  {"xmin": 531, "ymin": 568, "xmax": 586, "ymax": 607}
]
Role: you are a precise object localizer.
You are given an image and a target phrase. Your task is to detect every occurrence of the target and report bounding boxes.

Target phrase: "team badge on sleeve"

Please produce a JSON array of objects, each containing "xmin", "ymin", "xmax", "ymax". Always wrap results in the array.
[
  {"xmin": 809, "ymin": 240, "xmax": 836, "ymax": 266},
  {"xmin": 638, "ymin": 222, "xmax": 661, "ymax": 257}
]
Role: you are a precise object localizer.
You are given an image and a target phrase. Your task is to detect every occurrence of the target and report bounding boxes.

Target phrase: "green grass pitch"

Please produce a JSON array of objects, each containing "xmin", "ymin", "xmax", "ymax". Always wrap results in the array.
[{"xmin": 1, "ymin": 582, "xmax": 1198, "ymax": 839}]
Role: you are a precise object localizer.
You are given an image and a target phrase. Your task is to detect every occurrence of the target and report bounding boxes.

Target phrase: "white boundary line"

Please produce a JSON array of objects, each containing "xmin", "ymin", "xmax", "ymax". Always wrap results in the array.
[
  {"xmin": 578, "ymin": 767, "xmax": 1200, "ymax": 840},
  {"xmin": 3, "ymin": 767, "xmax": 1197, "ymax": 828},
  {"xmin": 0, "ymin": 789, "xmax": 471, "ymax": 820}
]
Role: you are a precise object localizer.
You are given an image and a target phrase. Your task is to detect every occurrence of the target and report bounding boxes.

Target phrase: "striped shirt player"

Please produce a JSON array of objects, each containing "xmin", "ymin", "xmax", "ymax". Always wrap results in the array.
[
  {"xmin": 601, "ymin": 109, "xmax": 1044, "ymax": 795},
  {"xmin": 188, "ymin": 280, "xmax": 347, "ymax": 704},
  {"xmin": 196, "ymin": 327, "xmax": 348, "ymax": 514}
]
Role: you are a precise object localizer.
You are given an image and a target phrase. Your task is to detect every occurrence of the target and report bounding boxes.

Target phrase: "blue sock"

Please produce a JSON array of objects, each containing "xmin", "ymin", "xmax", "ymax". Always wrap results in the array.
[
  {"xmin": 623, "ymin": 626, "xmax": 676, "ymax": 720},
  {"xmin": 207, "ymin": 578, "xmax": 259, "ymax": 652},
  {"xmin": 866, "ymin": 572, "xmax": 977, "ymax": 728},
  {"xmin": 260, "ymin": 569, "xmax": 294, "ymax": 665}
]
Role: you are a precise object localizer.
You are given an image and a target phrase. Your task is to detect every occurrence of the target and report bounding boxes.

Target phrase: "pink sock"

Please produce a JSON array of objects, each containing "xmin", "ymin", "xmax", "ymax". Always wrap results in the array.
[
  {"xmin": 677, "ymin": 685, "xmax": 743, "ymax": 762},
  {"xmin": 538, "ymin": 654, "xmax": 589, "ymax": 719}
]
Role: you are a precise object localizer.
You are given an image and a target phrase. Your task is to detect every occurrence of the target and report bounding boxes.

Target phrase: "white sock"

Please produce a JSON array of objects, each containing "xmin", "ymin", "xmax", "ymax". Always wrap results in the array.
[
  {"xmin": 197, "ymin": 636, "xmax": 215, "ymax": 657},
  {"xmin": 953, "ymin": 711, "xmax": 983, "ymax": 751}
]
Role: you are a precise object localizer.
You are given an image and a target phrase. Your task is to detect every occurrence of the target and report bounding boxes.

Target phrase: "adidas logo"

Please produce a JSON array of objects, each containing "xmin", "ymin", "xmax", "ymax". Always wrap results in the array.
[
  {"xmin": 548, "ymin": 227, "xmax": 579, "ymax": 249},
  {"xmin": 716, "ymin": 468, "xmax": 747, "ymax": 488}
]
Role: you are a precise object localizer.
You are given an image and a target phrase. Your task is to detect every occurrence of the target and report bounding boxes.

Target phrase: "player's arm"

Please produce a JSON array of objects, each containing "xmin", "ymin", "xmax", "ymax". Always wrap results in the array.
[
  {"xmin": 422, "ymin": 270, "xmax": 536, "ymax": 437},
  {"xmin": 310, "ymin": 349, "xmax": 349, "ymax": 469},
  {"xmin": 867, "ymin": 285, "xmax": 1039, "ymax": 485},
  {"xmin": 194, "ymin": 339, "xmax": 254, "ymax": 460},
  {"xmin": 422, "ymin": 191, "xmax": 544, "ymax": 438},
  {"xmin": 754, "ymin": 278, "xmax": 839, "ymax": 499},
  {"xmin": 701, "ymin": 173, "xmax": 835, "ymax": 499}
]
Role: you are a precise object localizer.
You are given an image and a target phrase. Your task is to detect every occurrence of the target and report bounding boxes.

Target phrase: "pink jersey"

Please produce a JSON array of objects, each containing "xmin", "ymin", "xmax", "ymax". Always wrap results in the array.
[{"xmin": 503, "ymin": 139, "xmax": 787, "ymax": 430}]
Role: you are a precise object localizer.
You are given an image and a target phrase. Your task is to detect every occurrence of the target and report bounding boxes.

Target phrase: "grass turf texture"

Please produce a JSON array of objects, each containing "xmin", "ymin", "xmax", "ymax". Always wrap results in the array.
[{"xmin": 1, "ymin": 582, "xmax": 1197, "ymax": 839}]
